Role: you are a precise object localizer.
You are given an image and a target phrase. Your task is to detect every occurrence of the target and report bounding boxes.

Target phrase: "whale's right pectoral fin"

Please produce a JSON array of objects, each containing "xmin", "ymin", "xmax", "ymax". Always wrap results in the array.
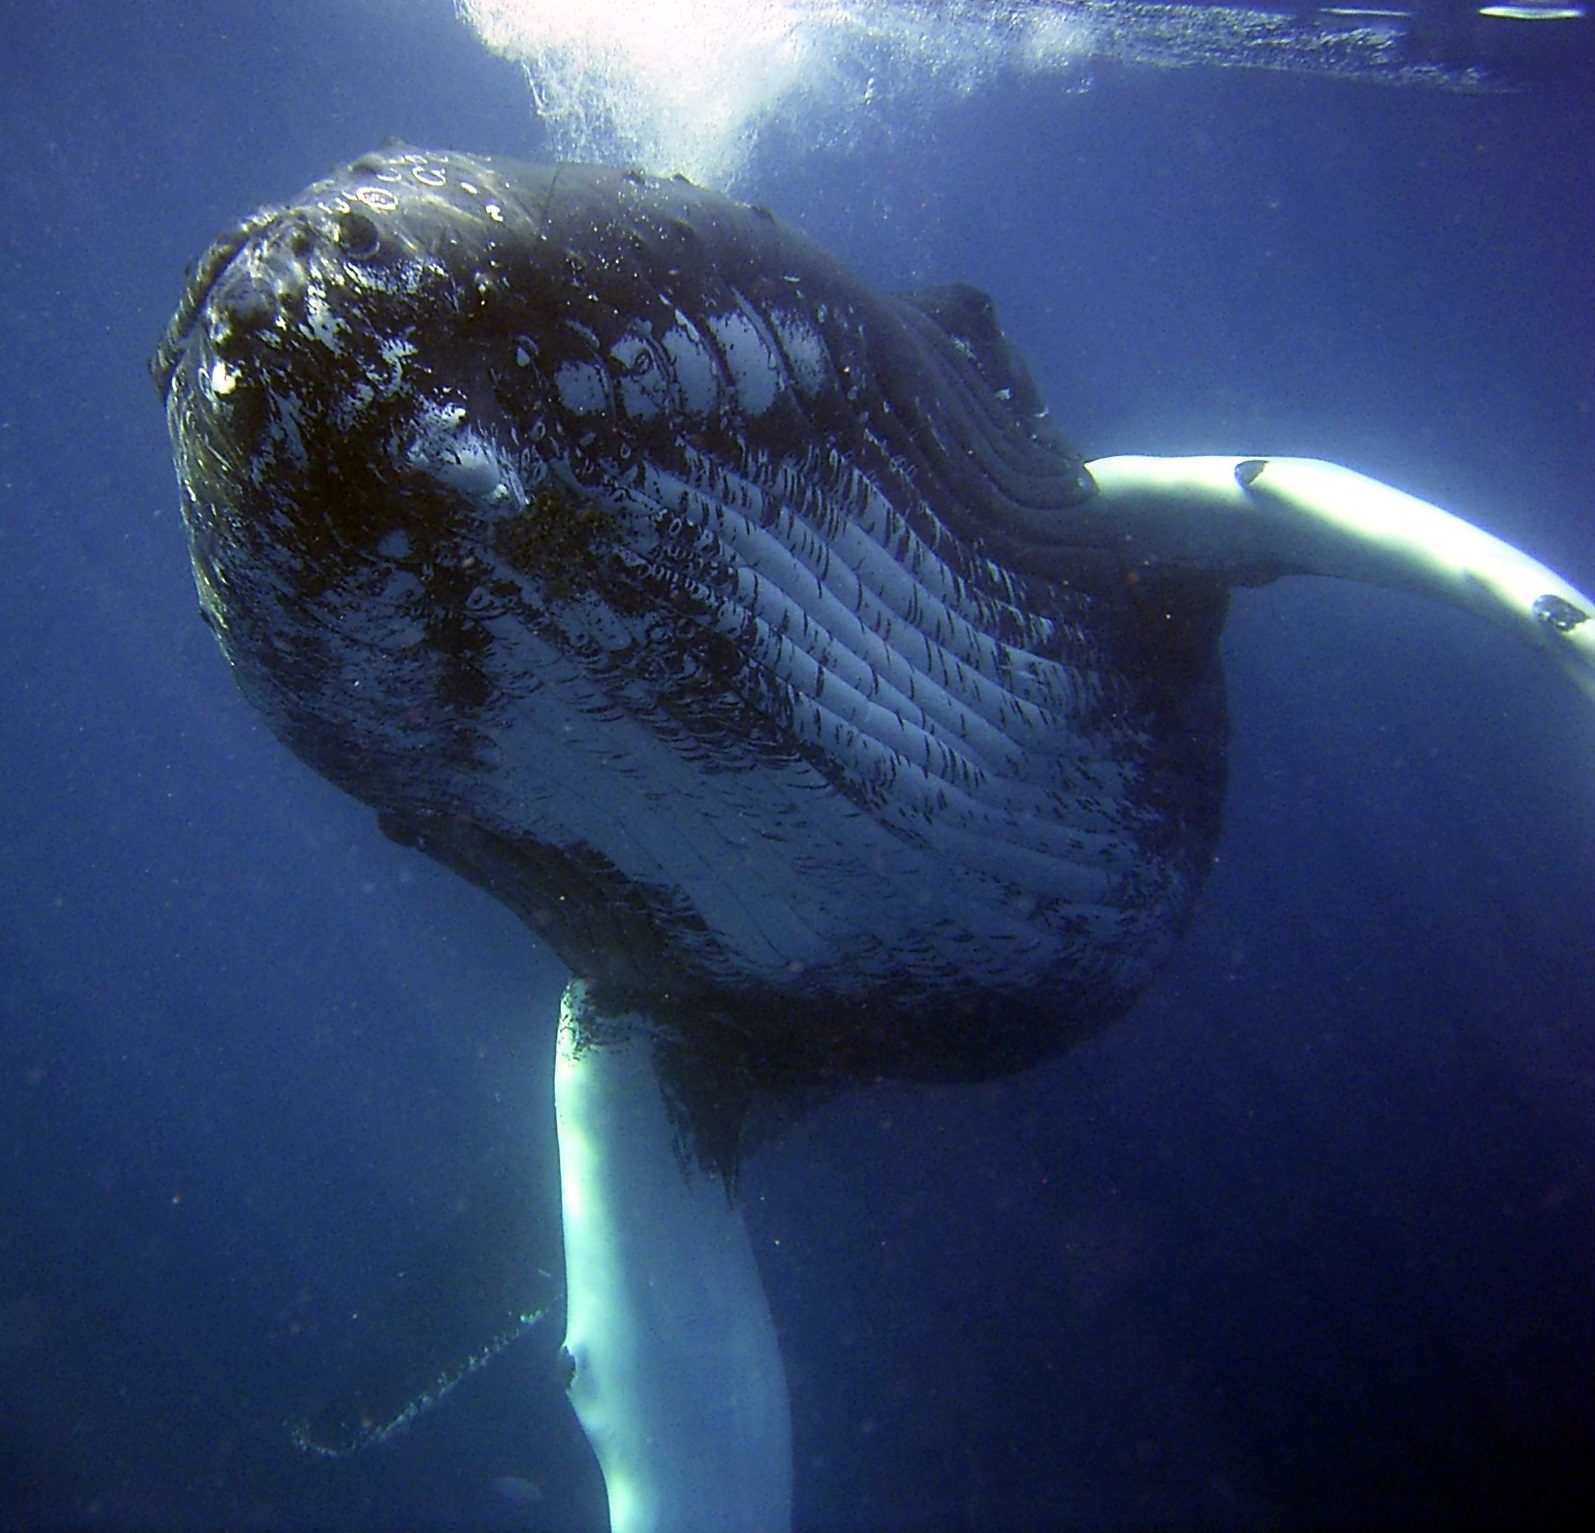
[{"xmin": 1083, "ymin": 455, "xmax": 1595, "ymax": 705}]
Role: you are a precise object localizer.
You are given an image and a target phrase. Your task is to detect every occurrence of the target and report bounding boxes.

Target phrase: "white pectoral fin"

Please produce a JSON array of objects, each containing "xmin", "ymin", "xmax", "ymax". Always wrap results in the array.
[
  {"xmin": 1085, "ymin": 455, "xmax": 1595, "ymax": 704},
  {"xmin": 554, "ymin": 982, "xmax": 792, "ymax": 1533}
]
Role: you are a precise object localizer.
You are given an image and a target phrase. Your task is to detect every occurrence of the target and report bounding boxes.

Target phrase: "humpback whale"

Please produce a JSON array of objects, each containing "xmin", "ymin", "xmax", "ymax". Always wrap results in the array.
[{"xmin": 152, "ymin": 147, "xmax": 1594, "ymax": 1532}]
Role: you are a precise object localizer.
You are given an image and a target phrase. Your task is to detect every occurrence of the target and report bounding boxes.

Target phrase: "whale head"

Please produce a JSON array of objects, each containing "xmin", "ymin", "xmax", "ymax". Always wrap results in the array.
[{"xmin": 152, "ymin": 148, "xmax": 1229, "ymax": 1142}]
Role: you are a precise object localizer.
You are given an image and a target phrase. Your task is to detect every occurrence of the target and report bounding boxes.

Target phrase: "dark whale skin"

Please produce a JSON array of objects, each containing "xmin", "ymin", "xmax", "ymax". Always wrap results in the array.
[{"xmin": 153, "ymin": 147, "xmax": 1227, "ymax": 1104}]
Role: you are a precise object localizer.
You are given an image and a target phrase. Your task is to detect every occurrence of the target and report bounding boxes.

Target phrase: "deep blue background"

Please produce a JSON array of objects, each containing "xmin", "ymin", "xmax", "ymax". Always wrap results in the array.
[{"xmin": 1, "ymin": 3, "xmax": 1591, "ymax": 1529}]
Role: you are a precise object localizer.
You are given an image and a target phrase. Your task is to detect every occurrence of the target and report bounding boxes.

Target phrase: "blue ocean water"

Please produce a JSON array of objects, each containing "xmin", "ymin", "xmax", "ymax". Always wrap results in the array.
[{"xmin": 1, "ymin": 3, "xmax": 1591, "ymax": 1529}]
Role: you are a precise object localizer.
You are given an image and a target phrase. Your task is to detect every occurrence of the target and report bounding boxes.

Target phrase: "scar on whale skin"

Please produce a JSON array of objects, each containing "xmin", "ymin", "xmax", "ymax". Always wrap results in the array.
[{"xmin": 153, "ymin": 148, "xmax": 1595, "ymax": 1533}]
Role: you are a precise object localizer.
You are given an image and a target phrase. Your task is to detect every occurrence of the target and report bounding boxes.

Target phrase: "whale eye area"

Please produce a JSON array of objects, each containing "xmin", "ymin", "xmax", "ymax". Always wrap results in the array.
[{"xmin": 335, "ymin": 209, "xmax": 383, "ymax": 260}]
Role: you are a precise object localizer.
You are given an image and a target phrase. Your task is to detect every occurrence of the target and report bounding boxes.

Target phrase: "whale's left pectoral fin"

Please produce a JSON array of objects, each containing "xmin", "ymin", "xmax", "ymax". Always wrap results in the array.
[
  {"xmin": 555, "ymin": 982, "xmax": 793, "ymax": 1533},
  {"xmin": 1084, "ymin": 455, "xmax": 1595, "ymax": 704}
]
